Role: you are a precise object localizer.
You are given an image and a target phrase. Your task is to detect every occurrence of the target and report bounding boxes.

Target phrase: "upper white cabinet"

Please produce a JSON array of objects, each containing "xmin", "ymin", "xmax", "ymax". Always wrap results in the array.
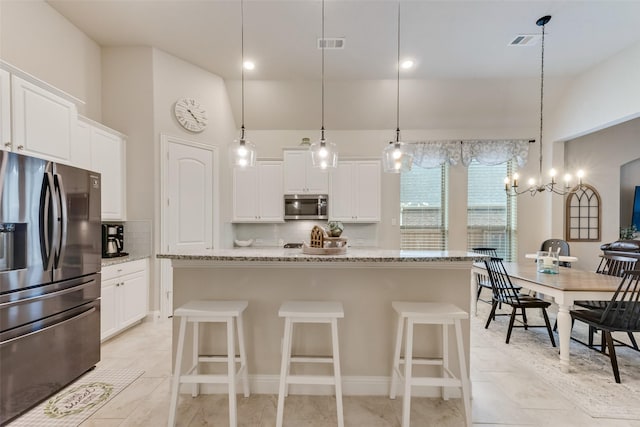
[
  {"xmin": 283, "ymin": 150, "xmax": 329, "ymax": 194},
  {"xmin": 72, "ymin": 118, "xmax": 92, "ymax": 170},
  {"xmin": 329, "ymin": 160, "xmax": 381, "ymax": 222},
  {"xmin": 233, "ymin": 161, "xmax": 284, "ymax": 222},
  {"xmin": 11, "ymin": 75, "xmax": 77, "ymax": 163},
  {"xmin": 0, "ymin": 69, "xmax": 10, "ymax": 151},
  {"xmin": 86, "ymin": 119, "xmax": 127, "ymax": 220}
]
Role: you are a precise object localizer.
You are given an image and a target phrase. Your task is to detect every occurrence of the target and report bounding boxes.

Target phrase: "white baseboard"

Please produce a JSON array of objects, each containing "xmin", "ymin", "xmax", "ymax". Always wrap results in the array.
[{"xmin": 179, "ymin": 375, "xmax": 462, "ymax": 398}]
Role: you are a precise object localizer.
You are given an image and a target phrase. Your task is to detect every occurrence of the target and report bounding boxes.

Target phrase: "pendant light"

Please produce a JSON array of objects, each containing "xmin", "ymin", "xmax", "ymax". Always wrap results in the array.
[
  {"xmin": 230, "ymin": 0, "xmax": 256, "ymax": 168},
  {"xmin": 310, "ymin": 0, "xmax": 338, "ymax": 169},
  {"xmin": 504, "ymin": 15, "xmax": 585, "ymax": 196},
  {"xmin": 382, "ymin": 0, "xmax": 413, "ymax": 173}
]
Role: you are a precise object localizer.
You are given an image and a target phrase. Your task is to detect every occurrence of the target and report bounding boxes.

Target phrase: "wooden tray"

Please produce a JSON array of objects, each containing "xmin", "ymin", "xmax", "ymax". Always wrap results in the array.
[{"xmin": 302, "ymin": 242, "xmax": 347, "ymax": 255}]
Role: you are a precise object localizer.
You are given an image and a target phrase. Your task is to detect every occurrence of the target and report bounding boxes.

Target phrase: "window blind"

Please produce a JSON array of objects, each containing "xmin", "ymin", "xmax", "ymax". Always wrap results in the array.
[
  {"xmin": 467, "ymin": 161, "xmax": 517, "ymax": 260},
  {"xmin": 400, "ymin": 165, "xmax": 448, "ymax": 250}
]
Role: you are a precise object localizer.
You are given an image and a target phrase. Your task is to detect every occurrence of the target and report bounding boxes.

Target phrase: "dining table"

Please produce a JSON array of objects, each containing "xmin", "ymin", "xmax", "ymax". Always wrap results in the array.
[{"xmin": 472, "ymin": 261, "xmax": 622, "ymax": 372}]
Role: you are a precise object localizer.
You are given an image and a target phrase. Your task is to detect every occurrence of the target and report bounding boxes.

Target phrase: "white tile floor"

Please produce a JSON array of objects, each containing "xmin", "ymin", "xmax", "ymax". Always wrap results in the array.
[{"xmin": 79, "ymin": 298, "xmax": 640, "ymax": 427}]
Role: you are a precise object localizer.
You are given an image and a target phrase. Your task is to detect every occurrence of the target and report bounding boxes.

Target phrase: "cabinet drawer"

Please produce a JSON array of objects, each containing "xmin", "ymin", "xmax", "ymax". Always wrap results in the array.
[{"xmin": 101, "ymin": 258, "xmax": 147, "ymax": 282}]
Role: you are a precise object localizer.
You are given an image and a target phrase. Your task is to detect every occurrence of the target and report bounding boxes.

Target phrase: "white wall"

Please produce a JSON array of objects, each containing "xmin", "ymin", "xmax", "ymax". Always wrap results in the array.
[
  {"xmin": 0, "ymin": 0, "xmax": 102, "ymax": 120},
  {"xmin": 550, "ymin": 41, "xmax": 640, "ymax": 143},
  {"xmin": 151, "ymin": 48, "xmax": 238, "ymax": 249}
]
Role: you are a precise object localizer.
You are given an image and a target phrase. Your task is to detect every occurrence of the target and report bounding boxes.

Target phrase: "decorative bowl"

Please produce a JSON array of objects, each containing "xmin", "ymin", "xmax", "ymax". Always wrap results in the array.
[{"xmin": 234, "ymin": 239, "xmax": 254, "ymax": 247}]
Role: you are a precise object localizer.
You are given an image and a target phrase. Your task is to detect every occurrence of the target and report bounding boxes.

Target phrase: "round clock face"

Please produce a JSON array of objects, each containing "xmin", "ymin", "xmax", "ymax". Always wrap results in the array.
[{"xmin": 174, "ymin": 98, "xmax": 208, "ymax": 133}]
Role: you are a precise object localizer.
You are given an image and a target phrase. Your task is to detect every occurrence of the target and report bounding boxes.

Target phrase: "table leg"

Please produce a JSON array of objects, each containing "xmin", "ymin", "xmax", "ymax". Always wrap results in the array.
[{"xmin": 557, "ymin": 303, "xmax": 572, "ymax": 373}]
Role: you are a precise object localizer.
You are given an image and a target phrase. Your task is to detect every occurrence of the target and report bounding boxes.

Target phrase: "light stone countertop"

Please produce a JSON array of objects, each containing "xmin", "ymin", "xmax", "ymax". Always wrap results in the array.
[
  {"xmin": 101, "ymin": 254, "xmax": 150, "ymax": 267},
  {"xmin": 157, "ymin": 248, "xmax": 487, "ymax": 263}
]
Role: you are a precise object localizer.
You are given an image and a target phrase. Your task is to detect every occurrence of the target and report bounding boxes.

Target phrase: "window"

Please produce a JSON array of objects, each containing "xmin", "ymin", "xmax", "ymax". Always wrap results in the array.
[
  {"xmin": 400, "ymin": 165, "xmax": 448, "ymax": 250},
  {"xmin": 467, "ymin": 161, "xmax": 517, "ymax": 260}
]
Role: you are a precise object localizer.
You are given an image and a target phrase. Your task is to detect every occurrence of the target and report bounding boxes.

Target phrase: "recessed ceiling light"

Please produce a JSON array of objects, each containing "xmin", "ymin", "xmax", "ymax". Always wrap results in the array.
[
  {"xmin": 400, "ymin": 59, "xmax": 414, "ymax": 69},
  {"xmin": 243, "ymin": 61, "xmax": 255, "ymax": 70}
]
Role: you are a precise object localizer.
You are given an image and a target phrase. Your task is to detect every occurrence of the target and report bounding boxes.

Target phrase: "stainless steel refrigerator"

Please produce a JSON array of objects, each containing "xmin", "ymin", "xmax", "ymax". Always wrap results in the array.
[{"xmin": 0, "ymin": 151, "xmax": 102, "ymax": 425}]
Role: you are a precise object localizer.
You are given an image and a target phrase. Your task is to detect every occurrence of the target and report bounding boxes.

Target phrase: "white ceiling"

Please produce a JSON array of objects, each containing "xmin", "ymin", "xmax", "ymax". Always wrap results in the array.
[{"xmin": 47, "ymin": 0, "xmax": 640, "ymax": 81}]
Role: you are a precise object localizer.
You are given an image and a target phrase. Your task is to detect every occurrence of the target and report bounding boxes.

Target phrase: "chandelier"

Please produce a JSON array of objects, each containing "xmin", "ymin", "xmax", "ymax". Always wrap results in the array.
[
  {"xmin": 229, "ymin": 0, "xmax": 256, "ymax": 168},
  {"xmin": 382, "ymin": 0, "xmax": 413, "ymax": 173},
  {"xmin": 504, "ymin": 15, "xmax": 585, "ymax": 196}
]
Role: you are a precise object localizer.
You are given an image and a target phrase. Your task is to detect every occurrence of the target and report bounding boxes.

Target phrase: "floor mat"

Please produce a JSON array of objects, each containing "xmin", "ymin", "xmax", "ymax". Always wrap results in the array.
[{"xmin": 8, "ymin": 369, "xmax": 144, "ymax": 427}]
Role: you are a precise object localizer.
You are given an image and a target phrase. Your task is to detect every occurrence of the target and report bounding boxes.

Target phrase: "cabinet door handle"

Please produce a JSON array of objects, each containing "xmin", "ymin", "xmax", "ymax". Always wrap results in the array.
[
  {"xmin": 3, "ymin": 142, "xmax": 11, "ymax": 148},
  {"xmin": 17, "ymin": 145, "xmax": 24, "ymax": 151}
]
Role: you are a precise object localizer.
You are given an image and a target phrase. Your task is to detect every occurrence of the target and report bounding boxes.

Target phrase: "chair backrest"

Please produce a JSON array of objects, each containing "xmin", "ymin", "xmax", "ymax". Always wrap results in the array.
[
  {"xmin": 484, "ymin": 257, "xmax": 521, "ymax": 304},
  {"xmin": 540, "ymin": 239, "xmax": 570, "ymax": 256},
  {"xmin": 595, "ymin": 254, "xmax": 638, "ymax": 277},
  {"xmin": 598, "ymin": 269, "xmax": 640, "ymax": 330},
  {"xmin": 471, "ymin": 247, "xmax": 498, "ymax": 257}
]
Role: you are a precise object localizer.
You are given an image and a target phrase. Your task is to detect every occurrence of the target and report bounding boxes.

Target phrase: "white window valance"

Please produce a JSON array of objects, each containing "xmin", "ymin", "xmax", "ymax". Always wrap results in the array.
[
  {"xmin": 408, "ymin": 139, "xmax": 530, "ymax": 169},
  {"xmin": 410, "ymin": 141, "xmax": 461, "ymax": 168}
]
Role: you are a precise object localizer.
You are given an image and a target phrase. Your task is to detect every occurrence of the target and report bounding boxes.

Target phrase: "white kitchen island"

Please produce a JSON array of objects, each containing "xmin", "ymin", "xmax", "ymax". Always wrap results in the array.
[{"xmin": 157, "ymin": 248, "xmax": 483, "ymax": 396}]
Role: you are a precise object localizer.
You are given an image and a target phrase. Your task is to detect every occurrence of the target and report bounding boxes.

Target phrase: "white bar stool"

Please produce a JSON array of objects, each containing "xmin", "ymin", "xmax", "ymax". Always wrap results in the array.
[
  {"xmin": 276, "ymin": 301, "xmax": 344, "ymax": 427},
  {"xmin": 168, "ymin": 300, "xmax": 250, "ymax": 427},
  {"xmin": 389, "ymin": 301, "xmax": 471, "ymax": 427}
]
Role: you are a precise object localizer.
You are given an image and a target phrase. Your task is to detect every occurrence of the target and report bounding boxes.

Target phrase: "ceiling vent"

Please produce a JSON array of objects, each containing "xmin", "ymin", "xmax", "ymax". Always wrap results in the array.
[
  {"xmin": 508, "ymin": 34, "xmax": 541, "ymax": 46},
  {"xmin": 317, "ymin": 38, "xmax": 345, "ymax": 49}
]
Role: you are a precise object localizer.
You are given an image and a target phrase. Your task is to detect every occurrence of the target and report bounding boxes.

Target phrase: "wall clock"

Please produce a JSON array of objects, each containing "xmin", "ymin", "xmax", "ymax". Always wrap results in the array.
[{"xmin": 174, "ymin": 98, "xmax": 208, "ymax": 133}]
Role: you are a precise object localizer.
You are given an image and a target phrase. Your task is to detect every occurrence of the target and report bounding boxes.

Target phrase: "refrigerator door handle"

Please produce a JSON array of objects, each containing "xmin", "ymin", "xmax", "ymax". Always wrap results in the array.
[
  {"xmin": 53, "ymin": 173, "xmax": 67, "ymax": 268},
  {"xmin": 39, "ymin": 169, "xmax": 57, "ymax": 271}
]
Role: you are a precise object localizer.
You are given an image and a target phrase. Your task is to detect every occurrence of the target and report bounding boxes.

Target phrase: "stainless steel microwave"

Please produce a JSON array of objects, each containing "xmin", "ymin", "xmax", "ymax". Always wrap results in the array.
[{"xmin": 284, "ymin": 195, "xmax": 328, "ymax": 220}]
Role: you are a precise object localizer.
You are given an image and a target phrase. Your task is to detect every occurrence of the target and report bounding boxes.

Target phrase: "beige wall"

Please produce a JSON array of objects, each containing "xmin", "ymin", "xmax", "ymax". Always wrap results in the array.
[
  {"xmin": 565, "ymin": 118, "xmax": 640, "ymax": 271},
  {"xmin": 0, "ymin": 0, "xmax": 102, "ymax": 120}
]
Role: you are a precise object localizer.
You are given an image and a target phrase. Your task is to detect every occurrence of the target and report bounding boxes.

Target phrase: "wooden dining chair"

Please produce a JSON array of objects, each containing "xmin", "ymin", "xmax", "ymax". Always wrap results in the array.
[
  {"xmin": 484, "ymin": 257, "xmax": 556, "ymax": 346},
  {"xmin": 573, "ymin": 254, "xmax": 639, "ymax": 350},
  {"xmin": 570, "ymin": 269, "xmax": 640, "ymax": 383},
  {"xmin": 540, "ymin": 238, "xmax": 571, "ymax": 267},
  {"xmin": 471, "ymin": 247, "xmax": 498, "ymax": 306}
]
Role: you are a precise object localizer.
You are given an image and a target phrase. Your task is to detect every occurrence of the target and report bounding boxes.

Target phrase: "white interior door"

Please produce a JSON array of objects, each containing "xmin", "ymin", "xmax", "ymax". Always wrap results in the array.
[{"xmin": 160, "ymin": 135, "xmax": 216, "ymax": 317}]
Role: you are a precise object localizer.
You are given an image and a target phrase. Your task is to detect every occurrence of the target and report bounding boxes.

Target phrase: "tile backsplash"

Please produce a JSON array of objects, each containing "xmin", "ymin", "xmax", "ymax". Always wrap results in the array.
[
  {"xmin": 234, "ymin": 221, "xmax": 378, "ymax": 247},
  {"xmin": 122, "ymin": 220, "xmax": 152, "ymax": 257}
]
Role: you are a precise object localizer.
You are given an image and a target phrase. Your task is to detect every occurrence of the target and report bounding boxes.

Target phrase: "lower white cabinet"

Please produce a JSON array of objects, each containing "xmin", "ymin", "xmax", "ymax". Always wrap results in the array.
[{"xmin": 100, "ymin": 258, "xmax": 148, "ymax": 341}]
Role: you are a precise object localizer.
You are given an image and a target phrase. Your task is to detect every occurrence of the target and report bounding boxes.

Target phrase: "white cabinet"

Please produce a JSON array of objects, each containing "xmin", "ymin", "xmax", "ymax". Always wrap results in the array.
[
  {"xmin": 72, "ymin": 119, "xmax": 92, "ymax": 170},
  {"xmin": 10, "ymin": 75, "xmax": 77, "ymax": 162},
  {"xmin": 330, "ymin": 160, "xmax": 381, "ymax": 222},
  {"xmin": 233, "ymin": 161, "xmax": 284, "ymax": 222},
  {"xmin": 0, "ymin": 69, "xmax": 10, "ymax": 151},
  {"xmin": 283, "ymin": 150, "xmax": 329, "ymax": 194},
  {"xmin": 81, "ymin": 117, "xmax": 127, "ymax": 220},
  {"xmin": 100, "ymin": 258, "xmax": 148, "ymax": 341}
]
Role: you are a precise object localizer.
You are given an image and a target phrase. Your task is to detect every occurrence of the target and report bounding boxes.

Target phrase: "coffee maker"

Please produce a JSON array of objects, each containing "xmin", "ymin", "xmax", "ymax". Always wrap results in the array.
[{"xmin": 102, "ymin": 224, "xmax": 128, "ymax": 258}]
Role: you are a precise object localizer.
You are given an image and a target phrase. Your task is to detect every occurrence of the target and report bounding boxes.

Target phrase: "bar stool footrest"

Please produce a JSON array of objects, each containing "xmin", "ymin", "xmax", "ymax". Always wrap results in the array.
[{"xmin": 286, "ymin": 374, "xmax": 337, "ymax": 385}]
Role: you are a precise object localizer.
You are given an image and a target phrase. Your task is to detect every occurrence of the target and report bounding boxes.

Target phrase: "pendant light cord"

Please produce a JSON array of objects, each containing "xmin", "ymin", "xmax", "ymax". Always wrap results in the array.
[
  {"xmin": 538, "ymin": 19, "xmax": 546, "ymax": 183},
  {"xmin": 396, "ymin": 0, "xmax": 401, "ymax": 144},
  {"xmin": 240, "ymin": 0, "xmax": 246, "ymax": 141},
  {"xmin": 320, "ymin": 0, "xmax": 325, "ymax": 142}
]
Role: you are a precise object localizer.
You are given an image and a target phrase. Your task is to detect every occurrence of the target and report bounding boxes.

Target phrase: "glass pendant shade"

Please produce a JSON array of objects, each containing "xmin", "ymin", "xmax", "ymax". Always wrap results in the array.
[
  {"xmin": 310, "ymin": 139, "xmax": 338, "ymax": 170},
  {"xmin": 229, "ymin": 138, "xmax": 256, "ymax": 168},
  {"xmin": 382, "ymin": 141, "xmax": 413, "ymax": 173}
]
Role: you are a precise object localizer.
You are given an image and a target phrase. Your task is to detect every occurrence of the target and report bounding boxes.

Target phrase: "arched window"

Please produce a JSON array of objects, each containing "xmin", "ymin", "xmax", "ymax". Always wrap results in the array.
[{"xmin": 565, "ymin": 184, "xmax": 601, "ymax": 241}]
